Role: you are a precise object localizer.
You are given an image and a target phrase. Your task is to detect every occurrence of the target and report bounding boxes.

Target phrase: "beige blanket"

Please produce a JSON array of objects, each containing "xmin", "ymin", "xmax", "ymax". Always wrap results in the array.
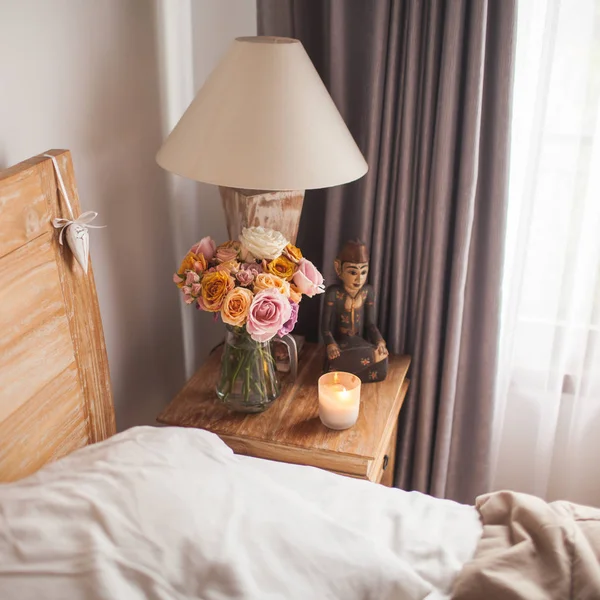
[{"xmin": 452, "ymin": 491, "xmax": 600, "ymax": 600}]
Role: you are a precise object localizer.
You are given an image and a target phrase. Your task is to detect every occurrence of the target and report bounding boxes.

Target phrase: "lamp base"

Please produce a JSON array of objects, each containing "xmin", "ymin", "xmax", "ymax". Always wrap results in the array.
[{"xmin": 219, "ymin": 186, "xmax": 305, "ymax": 244}]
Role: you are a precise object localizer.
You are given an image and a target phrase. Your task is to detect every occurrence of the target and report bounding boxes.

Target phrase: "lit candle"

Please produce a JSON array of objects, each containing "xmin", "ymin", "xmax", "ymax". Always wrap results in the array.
[{"xmin": 318, "ymin": 371, "xmax": 361, "ymax": 430}]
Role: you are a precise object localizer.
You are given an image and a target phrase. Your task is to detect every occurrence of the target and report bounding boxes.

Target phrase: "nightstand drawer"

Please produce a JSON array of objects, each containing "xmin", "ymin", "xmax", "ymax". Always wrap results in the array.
[
  {"xmin": 219, "ymin": 435, "xmax": 371, "ymax": 478},
  {"xmin": 376, "ymin": 422, "xmax": 398, "ymax": 487}
]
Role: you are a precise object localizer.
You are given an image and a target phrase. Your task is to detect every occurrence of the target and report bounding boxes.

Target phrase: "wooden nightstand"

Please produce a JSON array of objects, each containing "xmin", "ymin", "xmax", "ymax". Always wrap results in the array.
[{"xmin": 158, "ymin": 343, "xmax": 410, "ymax": 486}]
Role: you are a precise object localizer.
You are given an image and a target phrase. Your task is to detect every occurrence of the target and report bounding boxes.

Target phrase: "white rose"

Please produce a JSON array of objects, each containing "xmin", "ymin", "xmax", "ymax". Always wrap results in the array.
[{"xmin": 239, "ymin": 226, "xmax": 289, "ymax": 261}]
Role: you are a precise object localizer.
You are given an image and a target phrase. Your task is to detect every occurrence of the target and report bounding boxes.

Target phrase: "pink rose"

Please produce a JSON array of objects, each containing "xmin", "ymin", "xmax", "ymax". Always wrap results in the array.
[
  {"xmin": 181, "ymin": 286, "xmax": 194, "ymax": 305},
  {"xmin": 278, "ymin": 301, "xmax": 299, "ymax": 337},
  {"xmin": 185, "ymin": 271, "xmax": 200, "ymax": 286},
  {"xmin": 292, "ymin": 258, "xmax": 325, "ymax": 297},
  {"xmin": 246, "ymin": 261, "xmax": 263, "ymax": 273},
  {"xmin": 173, "ymin": 272, "xmax": 184, "ymax": 285},
  {"xmin": 215, "ymin": 241, "xmax": 241, "ymax": 263},
  {"xmin": 246, "ymin": 289, "xmax": 292, "ymax": 343},
  {"xmin": 190, "ymin": 236, "xmax": 216, "ymax": 261},
  {"xmin": 236, "ymin": 270, "xmax": 254, "ymax": 286},
  {"xmin": 236, "ymin": 262, "xmax": 262, "ymax": 286},
  {"xmin": 191, "ymin": 283, "xmax": 202, "ymax": 296}
]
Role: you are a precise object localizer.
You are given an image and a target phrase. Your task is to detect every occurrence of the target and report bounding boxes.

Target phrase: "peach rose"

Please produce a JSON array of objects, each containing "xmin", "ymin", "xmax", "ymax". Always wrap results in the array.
[
  {"xmin": 215, "ymin": 240, "xmax": 241, "ymax": 263},
  {"xmin": 221, "ymin": 287, "xmax": 253, "ymax": 327},
  {"xmin": 216, "ymin": 259, "xmax": 240, "ymax": 275},
  {"xmin": 253, "ymin": 273, "xmax": 290, "ymax": 297},
  {"xmin": 265, "ymin": 255, "xmax": 297, "ymax": 281},
  {"xmin": 283, "ymin": 243, "xmax": 303, "ymax": 264},
  {"xmin": 289, "ymin": 283, "xmax": 303, "ymax": 304},
  {"xmin": 197, "ymin": 271, "xmax": 234, "ymax": 312}
]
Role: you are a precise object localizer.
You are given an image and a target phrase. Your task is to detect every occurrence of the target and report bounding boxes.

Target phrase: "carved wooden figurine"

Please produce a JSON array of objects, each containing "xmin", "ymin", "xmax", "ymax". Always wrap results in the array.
[{"xmin": 321, "ymin": 241, "xmax": 389, "ymax": 382}]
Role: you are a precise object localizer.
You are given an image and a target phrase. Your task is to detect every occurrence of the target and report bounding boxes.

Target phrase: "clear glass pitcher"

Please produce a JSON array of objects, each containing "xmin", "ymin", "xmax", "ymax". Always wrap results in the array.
[{"xmin": 216, "ymin": 326, "xmax": 297, "ymax": 413}]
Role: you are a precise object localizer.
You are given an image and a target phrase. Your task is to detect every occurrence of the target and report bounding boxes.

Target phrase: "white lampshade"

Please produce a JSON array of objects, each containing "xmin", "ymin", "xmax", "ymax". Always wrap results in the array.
[{"xmin": 156, "ymin": 36, "xmax": 368, "ymax": 191}]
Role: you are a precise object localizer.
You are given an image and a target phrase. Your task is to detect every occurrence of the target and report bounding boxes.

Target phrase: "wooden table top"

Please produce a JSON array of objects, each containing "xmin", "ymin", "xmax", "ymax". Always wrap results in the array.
[{"xmin": 158, "ymin": 343, "xmax": 410, "ymax": 466}]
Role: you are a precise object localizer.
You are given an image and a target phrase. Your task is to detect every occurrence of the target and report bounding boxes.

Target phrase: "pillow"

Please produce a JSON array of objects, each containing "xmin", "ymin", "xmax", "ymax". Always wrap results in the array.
[{"xmin": 0, "ymin": 426, "xmax": 480, "ymax": 599}]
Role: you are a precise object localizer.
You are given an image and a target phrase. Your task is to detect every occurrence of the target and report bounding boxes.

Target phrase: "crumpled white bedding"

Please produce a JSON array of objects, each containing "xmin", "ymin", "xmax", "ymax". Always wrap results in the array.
[{"xmin": 0, "ymin": 426, "xmax": 481, "ymax": 600}]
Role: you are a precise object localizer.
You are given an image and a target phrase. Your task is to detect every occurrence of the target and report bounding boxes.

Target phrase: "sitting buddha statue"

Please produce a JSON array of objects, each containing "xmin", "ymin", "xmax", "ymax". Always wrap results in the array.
[{"xmin": 321, "ymin": 240, "xmax": 389, "ymax": 382}]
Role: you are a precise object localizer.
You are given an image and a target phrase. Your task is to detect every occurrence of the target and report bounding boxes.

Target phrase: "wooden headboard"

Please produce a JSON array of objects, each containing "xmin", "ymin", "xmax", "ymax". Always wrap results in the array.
[{"xmin": 0, "ymin": 150, "xmax": 115, "ymax": 482}]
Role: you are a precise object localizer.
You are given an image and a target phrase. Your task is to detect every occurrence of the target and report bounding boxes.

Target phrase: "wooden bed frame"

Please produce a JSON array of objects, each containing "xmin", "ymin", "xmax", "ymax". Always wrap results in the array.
[{"xmin": 0, "ymin": 150, "xmax": 115, "ymax": 482}]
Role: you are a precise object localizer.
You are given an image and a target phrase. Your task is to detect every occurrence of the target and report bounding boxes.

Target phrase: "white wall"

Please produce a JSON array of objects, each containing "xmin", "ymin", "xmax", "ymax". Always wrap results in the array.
[
  {"xmin": 157, "ymin": 0, "xmax": 257, "ymax": 378},
  {"xmin": 0, "ymin": 0, "xmax": 257, "ymax": 430}
]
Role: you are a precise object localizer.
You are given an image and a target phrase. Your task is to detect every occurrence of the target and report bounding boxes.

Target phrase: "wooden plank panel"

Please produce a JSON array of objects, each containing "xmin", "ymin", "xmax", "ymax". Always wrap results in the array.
[
  {"xmin": 0, "ymin": 365, "xmax": 89, "ymax": 481},
  {"xmin": 39, "ymin": 151, "xmax": 115, "ymax": 443},
  {"xmin": 0, "ymin": 160, "xmax": 51, "ymax": 259},
  {"xmin": 0, "ymin": 234, "xmax": 76, "ymax": 422},
  {"xmin": 0, "ymin": 150, "xmax": 115, "ymax": 481}
]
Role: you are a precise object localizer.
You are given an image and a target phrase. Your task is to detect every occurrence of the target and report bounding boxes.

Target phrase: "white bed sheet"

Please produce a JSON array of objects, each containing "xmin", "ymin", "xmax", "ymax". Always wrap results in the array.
[{"xmin": 0, "ymin": 426, "xmax": 481, "ymax": 600}]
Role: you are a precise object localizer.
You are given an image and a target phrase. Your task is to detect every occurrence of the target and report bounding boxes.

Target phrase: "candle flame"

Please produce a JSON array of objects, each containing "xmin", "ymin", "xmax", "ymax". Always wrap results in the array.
[{"xmin": 328, "ymin": 382, "xmax": 349, "ymax": 401}]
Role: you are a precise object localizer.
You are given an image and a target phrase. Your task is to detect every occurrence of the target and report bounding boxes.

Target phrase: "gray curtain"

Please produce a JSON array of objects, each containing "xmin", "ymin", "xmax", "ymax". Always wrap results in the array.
[{"xmin": 258, "ymin": 0, "xmax": 516, "ymax": 503}]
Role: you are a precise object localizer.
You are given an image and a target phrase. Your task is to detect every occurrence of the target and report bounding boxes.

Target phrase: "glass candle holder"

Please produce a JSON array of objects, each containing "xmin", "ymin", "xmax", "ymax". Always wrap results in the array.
[{"xmin": 318, "ymin": 371, "xmax": 361, "ymax": 430}]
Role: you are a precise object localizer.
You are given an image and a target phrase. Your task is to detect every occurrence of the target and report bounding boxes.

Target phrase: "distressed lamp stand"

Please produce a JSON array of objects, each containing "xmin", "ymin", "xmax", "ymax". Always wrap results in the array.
[
  {"xmin": 156, "ymin": 36, "xmax": 367, "ymax": 237},
  {"xmin": 219, "ymin": 187, "xmax": 304, "ymax": 243}
]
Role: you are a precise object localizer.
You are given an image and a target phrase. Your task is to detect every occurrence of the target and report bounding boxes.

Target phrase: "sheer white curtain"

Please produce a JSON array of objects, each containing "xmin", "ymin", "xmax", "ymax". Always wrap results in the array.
[{"xmin": 492, "ymin": 0, "xmax": 600, "ymax": 505}]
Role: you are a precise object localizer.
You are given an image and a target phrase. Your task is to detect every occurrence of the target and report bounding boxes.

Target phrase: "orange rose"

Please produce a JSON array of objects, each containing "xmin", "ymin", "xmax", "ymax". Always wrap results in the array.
[
  {"xmin": 179, "ymin": 252, "xmax": 207, "ymax": 275},
  {"xmin": 221, "ymin": 287, "xmax": 253, "ymax": 327},
  {"xmin": 198, "ymin": 271, "xmax": 234, "ymax": 312},
  {"xmin": 265, "ymin": 255, "xmax": 297, "ymax": 281},
  {"xmin": 289, "ymin": 283, "xmax": 303, "ymax": 304},
  {"xmin": 283, "ymin": 243, "xmax": 303, "ymax": 264},
  {"xmin": 253, "ymin": 273, "xmax": 290, "ymax": 297}
]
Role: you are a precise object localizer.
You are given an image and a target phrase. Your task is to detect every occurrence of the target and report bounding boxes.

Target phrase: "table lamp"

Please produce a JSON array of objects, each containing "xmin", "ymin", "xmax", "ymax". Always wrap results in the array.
[{"xmin": 156, "ymin": 36, "xmax": 367, "ymax": 243}]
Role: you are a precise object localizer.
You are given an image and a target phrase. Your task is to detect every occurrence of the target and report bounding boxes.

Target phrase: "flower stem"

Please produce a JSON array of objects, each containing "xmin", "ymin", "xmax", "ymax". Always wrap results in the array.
[{"xmin": 217, "ymin": 327, "xmax": 280, "ymax": 410}]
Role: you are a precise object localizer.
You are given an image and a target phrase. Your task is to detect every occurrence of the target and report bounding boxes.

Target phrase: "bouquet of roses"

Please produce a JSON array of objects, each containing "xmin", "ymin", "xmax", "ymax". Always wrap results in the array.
[
  {"xmin": 173, "ymin": 226, "xmax": 324, "ymax": 340},
  {"xmin": 173, "ymin": 226, "xmax": 324, "ymax": 412}
]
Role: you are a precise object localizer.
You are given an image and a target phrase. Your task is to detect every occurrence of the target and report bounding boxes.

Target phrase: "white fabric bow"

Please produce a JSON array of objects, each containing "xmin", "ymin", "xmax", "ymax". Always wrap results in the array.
[{"xmin": 52, "ymin": 211, "xmax": 105, "ymax": 245}]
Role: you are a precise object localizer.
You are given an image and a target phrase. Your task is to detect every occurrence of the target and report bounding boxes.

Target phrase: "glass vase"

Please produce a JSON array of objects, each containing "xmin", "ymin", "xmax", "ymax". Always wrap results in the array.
[{"xmin": 216, "ymin": 326, "xmax": 280, "ymax": 413}]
